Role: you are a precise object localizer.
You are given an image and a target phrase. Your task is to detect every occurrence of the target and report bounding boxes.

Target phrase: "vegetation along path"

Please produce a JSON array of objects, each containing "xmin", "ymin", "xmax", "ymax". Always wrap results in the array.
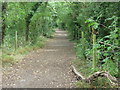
[{"xmin": 3, "ymin": 29, "xmax": 77, "ymax": 88}]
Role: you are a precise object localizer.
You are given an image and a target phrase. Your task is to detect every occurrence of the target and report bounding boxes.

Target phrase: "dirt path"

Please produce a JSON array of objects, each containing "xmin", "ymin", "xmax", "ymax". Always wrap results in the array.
[{"xmin": 2, "ymin": 29, "xmax": 77, "ymax": 88}]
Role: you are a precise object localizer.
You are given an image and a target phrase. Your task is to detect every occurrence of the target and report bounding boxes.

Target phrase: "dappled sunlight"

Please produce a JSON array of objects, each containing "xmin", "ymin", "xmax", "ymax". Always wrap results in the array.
[
  {"xmin": 43, "ymin": 49, "xmax": 58, "ymax": 52},
  {"xmin": 55, "ymin": 33, "xmax": 67, "ymax": 36},
  {"xmin": 55, "ymin": 30, "xmax": 66, "ymax": 33}
]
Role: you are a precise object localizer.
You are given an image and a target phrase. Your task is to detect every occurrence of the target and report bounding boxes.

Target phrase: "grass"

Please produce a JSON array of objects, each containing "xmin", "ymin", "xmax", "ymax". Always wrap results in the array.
[
  {"xmin": 1, "ymin": 36, "xmax": 47, "ymax": 67},
  {"xmin": 72, "ymin": 59, "xmax": 118, "ymax": 88},
  {"xmin": 2, "ymin": 54, "xmax": 15, "ymax": 66}
]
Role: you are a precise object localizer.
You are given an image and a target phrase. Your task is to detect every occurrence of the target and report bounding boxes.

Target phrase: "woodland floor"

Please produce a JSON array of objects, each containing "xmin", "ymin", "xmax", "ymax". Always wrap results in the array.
[{"xmin": 2, "ymin": 29, "xmax": 77, "ymax": 88}]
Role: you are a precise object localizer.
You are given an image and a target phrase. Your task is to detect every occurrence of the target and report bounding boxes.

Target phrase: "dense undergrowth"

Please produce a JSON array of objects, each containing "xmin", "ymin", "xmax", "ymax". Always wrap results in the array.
[
  {"xmin": 1, "ymin": 2, "xmax": 55, "ymax": 67},
  {"xmin": 2, "ymin": 36, "xmax": 47, "ymax": 67},
  {"xmin": 55, "ymin": 2, "xmax": 119, "ymax": 88}
]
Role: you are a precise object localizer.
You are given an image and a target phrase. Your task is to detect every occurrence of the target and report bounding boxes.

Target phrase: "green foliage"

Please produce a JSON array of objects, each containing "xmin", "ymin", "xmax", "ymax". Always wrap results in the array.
[
  {"xmin": 75, "ymin": 34, "xmax": 88, "ymax": 60},
  {"xmin": 57, "ymin": 2, "xmax": 119, "ymax": 75},
  {"xmin": 55, "ymin": 2, "xmax": 119, "ymax": 87},
  {"xmin": 2, "ymin": 2, "xmax": 55, "ymax": 67},
  {"xmin": 3, "ymin": 2, "xmax": 54, "ymax": 47},
  {"xmin": 97, "ymin": 28, "xmax": 119, "ymax": 77},
  {"xmin": 85, "ymin": 18, "xmax": 99, "ymax": 29},
  {"xmin": 2, "ymin": 36, "xmax": 46, "ymax": 67},
  {"xmin": 1, "ymin": 2, "xmax": 119, "ymax": 87}
]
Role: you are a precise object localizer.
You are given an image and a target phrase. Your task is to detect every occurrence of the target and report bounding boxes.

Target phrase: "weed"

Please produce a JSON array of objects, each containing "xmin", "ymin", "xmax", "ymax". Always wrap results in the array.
[{"xmin": 2, "ymin": 36, "xmax": 47, "ymax": 67}]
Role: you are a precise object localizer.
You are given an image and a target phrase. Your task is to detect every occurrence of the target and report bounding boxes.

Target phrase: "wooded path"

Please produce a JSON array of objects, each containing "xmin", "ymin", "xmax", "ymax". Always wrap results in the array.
[{"xmin": 3, "ymin": 29, "xmax": 76, "ymax": 88}]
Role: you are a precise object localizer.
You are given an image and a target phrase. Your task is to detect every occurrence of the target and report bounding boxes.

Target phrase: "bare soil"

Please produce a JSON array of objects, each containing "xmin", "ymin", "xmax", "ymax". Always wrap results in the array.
[{"xmin": 2, "ymin": 29, "xmax": 77, "ymax": 88}]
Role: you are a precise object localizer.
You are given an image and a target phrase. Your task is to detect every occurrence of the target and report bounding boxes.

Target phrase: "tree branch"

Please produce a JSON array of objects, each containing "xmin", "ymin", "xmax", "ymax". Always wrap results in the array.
[
  {"xmin": 71, "ymin": 65, "xmax": 118, "ymax": 86},
  {"xmin": 98, "ymin": 41, "xmax": 120, "ymax": 49}
]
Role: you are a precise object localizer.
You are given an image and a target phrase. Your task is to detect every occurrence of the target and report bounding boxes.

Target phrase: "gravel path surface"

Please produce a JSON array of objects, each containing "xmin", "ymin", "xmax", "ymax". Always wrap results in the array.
[{"xmin": 2, "ymin": 29, "xmax": 77, "ymax": 88}]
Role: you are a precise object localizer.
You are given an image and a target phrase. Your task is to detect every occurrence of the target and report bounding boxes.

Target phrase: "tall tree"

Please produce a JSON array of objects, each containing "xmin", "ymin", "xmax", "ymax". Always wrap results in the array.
[{"xmin": 25, "ymin": 2, "xmax": 42, "ymax": 41}]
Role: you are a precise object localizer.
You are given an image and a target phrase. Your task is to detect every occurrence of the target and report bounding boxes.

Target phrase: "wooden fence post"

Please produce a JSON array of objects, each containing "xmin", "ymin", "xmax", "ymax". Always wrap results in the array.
[
  {"xmin": 92, "ymin": 28, "xmax": 97, "ymax": 69},
  {"xmin": 15, "ymin": 31, "xmax": 17, "ymax": 51}
]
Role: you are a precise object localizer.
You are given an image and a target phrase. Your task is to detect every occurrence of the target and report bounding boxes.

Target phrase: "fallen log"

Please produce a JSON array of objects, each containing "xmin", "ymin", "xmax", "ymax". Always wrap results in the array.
[{"xmin": 71, "ymin": 65, "xmax": 118, "ymax": 86}]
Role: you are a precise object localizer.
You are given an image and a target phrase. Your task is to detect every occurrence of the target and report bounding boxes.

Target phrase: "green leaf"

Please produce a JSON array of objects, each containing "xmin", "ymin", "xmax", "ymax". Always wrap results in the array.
[
  {"xmin": 104, "ymin": 53, "xmax": 109, "ymax": 56},
  {"xmin": 103, "ymin": 57, "xmax": 109, "ymax": 62}
]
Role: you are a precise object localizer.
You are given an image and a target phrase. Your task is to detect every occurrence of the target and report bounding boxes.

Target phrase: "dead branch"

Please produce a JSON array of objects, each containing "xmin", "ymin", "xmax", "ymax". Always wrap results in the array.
[
  {"xmin": 71, "ymin": 65, "xmax": 118, "ymax": 86},
  {"xmin": 98, "ymin": 41, "xmax": 120, "ymax": 49}
]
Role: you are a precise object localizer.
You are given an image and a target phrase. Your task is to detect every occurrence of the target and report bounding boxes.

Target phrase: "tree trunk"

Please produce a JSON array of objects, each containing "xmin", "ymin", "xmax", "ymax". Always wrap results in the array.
[
  {"xmin": 26, "ymin": 22, "xmax": 29, "ymax": 41},
  {"xmin": 25, "ymin": 2, "xmax": 42, "ymax": 41},
  {"xmin": 2, "ymin": 2, "xmax": 7, "ymax": 43}
]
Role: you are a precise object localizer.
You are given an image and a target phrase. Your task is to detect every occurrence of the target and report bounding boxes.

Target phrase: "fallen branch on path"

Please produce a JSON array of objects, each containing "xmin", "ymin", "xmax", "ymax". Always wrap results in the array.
[{"xmin": 71, "ymin": 65, "xmax": 118, "ymax": 86}]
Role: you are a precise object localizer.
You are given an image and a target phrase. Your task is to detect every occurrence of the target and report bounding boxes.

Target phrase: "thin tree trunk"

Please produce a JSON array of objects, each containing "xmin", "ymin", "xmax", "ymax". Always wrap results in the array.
[
  {"xmin": 26, "ymin": 22, "xmax": 29, "ymax": 41},
  {"xmin": 81, "ymin": 31, "xmax": 85, "ymax": 60},
  {"xmin": 93, "ymin": 34, "xmax": 97, "ymax": 69}
]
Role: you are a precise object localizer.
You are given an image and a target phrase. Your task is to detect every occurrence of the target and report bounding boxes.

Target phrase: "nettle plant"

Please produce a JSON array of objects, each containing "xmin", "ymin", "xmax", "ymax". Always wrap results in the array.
[
  {"xmin": 98, "ymin": 28, "xmax": 119, "ymax": 77},
  {"xmin": 86, "ymin": 18, "xmax": 119, "ymax": 76}
]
